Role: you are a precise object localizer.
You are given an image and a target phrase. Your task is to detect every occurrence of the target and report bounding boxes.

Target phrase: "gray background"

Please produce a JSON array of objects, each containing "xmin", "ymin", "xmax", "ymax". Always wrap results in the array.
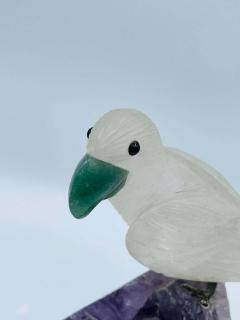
[{"xmin": 0, "ymin": 1, "xmax": 240, "ymax": 319}]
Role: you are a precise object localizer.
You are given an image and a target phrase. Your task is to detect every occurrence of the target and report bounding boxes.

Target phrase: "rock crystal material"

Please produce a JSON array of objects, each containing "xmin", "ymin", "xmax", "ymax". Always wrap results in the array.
[{"xmin": 69, "ymin": 109, "xmax": 240, "ymax": 282}]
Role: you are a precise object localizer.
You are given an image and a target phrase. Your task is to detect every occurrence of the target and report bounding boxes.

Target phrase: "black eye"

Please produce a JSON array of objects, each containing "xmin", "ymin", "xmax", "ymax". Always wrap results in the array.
[
  {"xmin": 87, "ymin": 127, "xmax": 93, "ymax": 139},
  {"xmin": 128, "ymin": 140, "xmax": 140, "ymax": 156}
]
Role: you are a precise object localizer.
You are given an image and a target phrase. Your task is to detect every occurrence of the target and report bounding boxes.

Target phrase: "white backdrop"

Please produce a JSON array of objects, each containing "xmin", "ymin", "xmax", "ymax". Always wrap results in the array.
[{"xmin": 1, "ymin": 1, "xmax": 240, "ymax": 319}]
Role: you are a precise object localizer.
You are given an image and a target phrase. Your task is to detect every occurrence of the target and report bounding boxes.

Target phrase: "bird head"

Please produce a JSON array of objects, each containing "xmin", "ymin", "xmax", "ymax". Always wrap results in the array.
[{"xmin": 68, "ymin": 108, "xmax": 162, "ymax": 220}]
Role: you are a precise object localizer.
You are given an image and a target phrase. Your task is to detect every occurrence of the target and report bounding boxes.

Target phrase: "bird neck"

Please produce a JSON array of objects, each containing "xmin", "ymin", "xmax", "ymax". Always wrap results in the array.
[{"xmin": 109, "ymin": 152, "xmax": 167, "ymax": 226}]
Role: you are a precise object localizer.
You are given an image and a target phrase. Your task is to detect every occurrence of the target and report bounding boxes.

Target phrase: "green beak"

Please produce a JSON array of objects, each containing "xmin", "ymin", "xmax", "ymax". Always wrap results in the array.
[{"xmin": 69, "ymin": 153, "xmax": 129, "ymax": 219}]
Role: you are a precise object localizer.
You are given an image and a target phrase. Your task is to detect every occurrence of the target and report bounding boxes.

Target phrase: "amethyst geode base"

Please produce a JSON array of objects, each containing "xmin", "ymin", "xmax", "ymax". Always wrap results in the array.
[{"xmin": 65, "ymin": 271, "xmax": 231, "ymax": 320}]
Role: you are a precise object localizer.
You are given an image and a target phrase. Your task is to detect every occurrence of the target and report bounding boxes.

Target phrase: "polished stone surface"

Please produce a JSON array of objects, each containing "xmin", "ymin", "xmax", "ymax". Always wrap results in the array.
[{"xmin": 65, "ymin": 271, "xmax": 231, "ymax": 320}]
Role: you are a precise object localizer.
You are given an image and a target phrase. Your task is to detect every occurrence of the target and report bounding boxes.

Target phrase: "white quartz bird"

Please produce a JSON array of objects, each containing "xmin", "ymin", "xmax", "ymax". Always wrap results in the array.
[{"xmin": 69, "ymin": 109, "xmax": 240, "ymax": 289}]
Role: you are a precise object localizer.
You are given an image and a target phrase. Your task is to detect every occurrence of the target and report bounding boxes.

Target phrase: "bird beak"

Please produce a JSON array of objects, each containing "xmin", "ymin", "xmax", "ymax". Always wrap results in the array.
[{"xmin": 68, "ymin": 153, "xmax": 129, "ymax": 219}]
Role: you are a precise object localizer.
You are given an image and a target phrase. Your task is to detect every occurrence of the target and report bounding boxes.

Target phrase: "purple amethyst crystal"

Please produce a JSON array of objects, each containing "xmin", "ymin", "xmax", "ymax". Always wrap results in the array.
[{"xmin": 65, "ymin": 271, "xmax": 231, "ymax": 320}]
